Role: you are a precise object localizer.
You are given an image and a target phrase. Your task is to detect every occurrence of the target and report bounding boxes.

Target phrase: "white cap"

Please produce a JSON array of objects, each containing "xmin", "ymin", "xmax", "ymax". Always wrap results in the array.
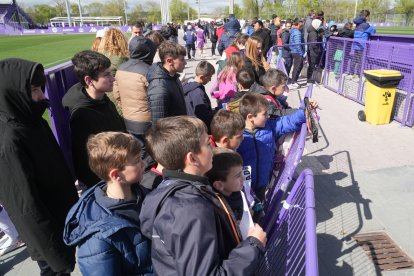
[{"xmin": 96, "ymin": 29, "xmax": 105, "ymax": 38}]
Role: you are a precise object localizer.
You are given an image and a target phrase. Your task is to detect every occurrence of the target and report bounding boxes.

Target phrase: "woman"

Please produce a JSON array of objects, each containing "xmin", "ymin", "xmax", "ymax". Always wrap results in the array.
[
  {"xmin": 195, "ymin": 23, "xmax": 206, "ymax": 58},
  {"xmin": 97, "ymin": 28, "xmax": 129, "ymax": 76},
  {"xmin": 210, "ymin": 52, "xmax": 246, "ymax": 104},
  {"xmin": 244, "ymin": 36, "xmax": 270, "ymax": 84},
  {"xmin": 145, "ymin": 30, "xmax": 165, "ymax": 64}
]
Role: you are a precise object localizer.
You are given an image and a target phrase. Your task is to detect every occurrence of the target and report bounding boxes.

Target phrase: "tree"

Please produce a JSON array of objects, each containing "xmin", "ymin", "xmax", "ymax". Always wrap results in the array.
[
  {"xmin": 146, "ymin": 1, "xmax": 161, "ymax": 23},
  {"xmin": 170, "ymin": 0, "xmax": 190, "ymax": 23},
  {"xmin": 224, "ymin": 4, "xmax": 242, "ymax": 18},
  {"xmin": 51, "ymin": 0, "xmax": 67, "ymax": 16},
  {"xmin": 395, "ymin": 0, "xmax": 414, "ymax": 25},
  {"xmin": 25, "ymin": 5, "xmax": 58, "ymax": 25},
  {"xmin": 83, "ymin": 2, "xmax": 106, "ymax": 17},
  {"xmin": 241, "ymin": 0, "xmax": 258, "ymax": 19}
]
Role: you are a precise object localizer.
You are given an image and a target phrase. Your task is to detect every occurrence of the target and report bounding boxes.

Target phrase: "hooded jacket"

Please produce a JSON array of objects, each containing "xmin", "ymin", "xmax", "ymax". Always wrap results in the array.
[
  {"xmin": 307, "ymin": 19, "xmax": 323, "ymax": 62},
  {"xmin": 113, "ymin": 37, "xmax": 157, "ymax": 135},
  {"xmin": 139, "ymin": 170, "xmax": 265, "ymax": 275},
  {"xmin": 182, "ymin": 80, "xmax": 215, "ymax": 128},
  {"xmin": 63, "ymin": 182, "xmax": 153, "ymax": 276},
  {"xmin": 218, "ymin": 16, "xmax": 242, "ymax": 53},
  {"xmin": 146, "ymin": 63, "xmax": 187, "ymax": 124},
  {"xmin": 237, "ymin": 111, "xmax": 305, "ymax": 191},
  {"xmin": 289, "ymin": 27, "xmax": 305, "ymax": 55},
  {"xmin": 62, "ymin": 83, "xmax": 126, "ymax": 188},
  {"xmin": 353, "ymin": 16, "xmax": 376, "ymax": 50},
  {"xmin": 0, "ymin": 58, "xmax": 78, "ymax": 272}
]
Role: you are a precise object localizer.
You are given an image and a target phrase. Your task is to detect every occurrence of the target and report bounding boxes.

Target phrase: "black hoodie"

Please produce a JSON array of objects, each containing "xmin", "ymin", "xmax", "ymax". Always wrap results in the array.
[
  {"xmin": 139, "ymin": 170, "xmax": 264, "ymax": 275},
  {"xmin": 0, "ymin": 58, "xmax": 78, "ymax": 272},
  {"xmin": 62, "ymin": 83, "xmax": 126, "ymax": 188}
]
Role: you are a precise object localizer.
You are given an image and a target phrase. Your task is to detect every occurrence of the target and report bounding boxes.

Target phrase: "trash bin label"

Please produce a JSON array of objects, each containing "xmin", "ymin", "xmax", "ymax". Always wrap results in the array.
[{"xmin": 382, "ymin": 91, "xmax": 392, "ymax": 105}]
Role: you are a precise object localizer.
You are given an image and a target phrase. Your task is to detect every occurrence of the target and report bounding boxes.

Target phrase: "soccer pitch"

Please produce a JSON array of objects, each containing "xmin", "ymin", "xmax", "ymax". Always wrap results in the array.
[{"xmin": 0, "ymin": 34, "xmax": 96, "ymax": 68}]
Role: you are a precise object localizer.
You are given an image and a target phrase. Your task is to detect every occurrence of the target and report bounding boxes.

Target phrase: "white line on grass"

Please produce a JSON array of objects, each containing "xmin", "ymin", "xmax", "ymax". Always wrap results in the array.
[{"xmin": 44, "ymin": 57, "xmax": 72, "ymax": 68}]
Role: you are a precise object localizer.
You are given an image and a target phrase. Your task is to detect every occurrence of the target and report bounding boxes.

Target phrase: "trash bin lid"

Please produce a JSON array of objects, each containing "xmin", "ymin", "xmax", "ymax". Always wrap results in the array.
[{"xmin": 364, "ymin": 69, "xmax": 404, "ymax": 82}]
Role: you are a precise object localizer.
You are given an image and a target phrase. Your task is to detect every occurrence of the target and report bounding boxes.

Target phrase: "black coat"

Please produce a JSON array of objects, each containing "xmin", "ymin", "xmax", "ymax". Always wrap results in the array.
[
  {"xmin": 0, "ymin": 59, "xmax": 78, "ymax": 272},
  {"xmin": 244, "ymin": 57, "xmax": 266, "ymax": 85},
  {"xmin": 146, "ymin": 63, "xmax": 187, "ymax": 124},
  {"xmin": 182, "ymin": 81, "xmax": 215, "ymax": 128},
  {"xmin": 307, "ymin": 25, "xmax": 323, "ymax": 64},
  {"xmin": 252, "ymin": 28, "xmax": 271, "ymax": 57},
  {"xmin": 140, "ymin": 170, "xmax": 265, "ymax": 275},
  {"xmin": 62, "ymin": 83, "xmax": 126, "ymax": 188}
]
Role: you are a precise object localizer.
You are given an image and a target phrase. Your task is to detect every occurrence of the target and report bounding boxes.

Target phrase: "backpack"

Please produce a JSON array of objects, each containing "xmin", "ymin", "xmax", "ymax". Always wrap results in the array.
[
  {"xmin": 210, "ymin": 70, "xmax": 238, "ymax": 101},
  {"xmin": 226, "ymin": 97, "xmax": 242, "ymax": 113},
  {"xmin": 184, "ymin": 30, "xmax": 195, "ymax": 45}
]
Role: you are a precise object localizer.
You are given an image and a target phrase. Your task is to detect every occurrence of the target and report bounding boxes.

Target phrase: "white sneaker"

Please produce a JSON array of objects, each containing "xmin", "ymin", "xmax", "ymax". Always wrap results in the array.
[
  {"xmin": 0, "ymin": 240, "xmax": 25, "ymax": 256},
  {"xmin": 290, "ymin": 82, "xmax": 301, "ymax": 89}
]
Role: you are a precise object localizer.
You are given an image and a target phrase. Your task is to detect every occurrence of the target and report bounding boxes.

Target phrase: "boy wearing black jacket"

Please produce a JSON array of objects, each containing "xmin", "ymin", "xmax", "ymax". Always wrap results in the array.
[{"xmin": 140, "ymin": 116, "xmax": 266, "ymax": 275}]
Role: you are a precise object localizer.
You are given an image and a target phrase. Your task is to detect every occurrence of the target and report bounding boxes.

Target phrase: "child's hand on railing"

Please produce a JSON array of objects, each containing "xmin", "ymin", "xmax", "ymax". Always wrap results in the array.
[{"xmin": 248, "ymin": 224, "xmax": 267, "ymax": 247}]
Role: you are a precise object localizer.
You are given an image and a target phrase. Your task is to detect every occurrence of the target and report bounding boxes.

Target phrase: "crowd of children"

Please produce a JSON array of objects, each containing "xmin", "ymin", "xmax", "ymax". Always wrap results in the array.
[{"xmin": 0, "ymin": 11, "xmax": 332, "ymax": 275}]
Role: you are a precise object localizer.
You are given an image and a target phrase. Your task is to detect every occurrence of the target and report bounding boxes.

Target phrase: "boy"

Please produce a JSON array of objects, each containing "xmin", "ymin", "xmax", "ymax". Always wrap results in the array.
[
  {"xmin": 140, "ymin": 116, "xmax": 266, "ymax": 275},
  {"xmin": 226, "ymin": 69, "xmax": 255, "ymax": 112},
  {"xmin": 237, "ymin": 93, "xmax": 306, "ymax": 201},
  {"xmin": 0, "ymin": 58, "xmax": 78, "ymax": 274},
  {"xmin": 146, "ymin": 41, "xmax": 187, "ymax": 124},
  {"xmin": 210, "ymin": 109, "xmax": 245, "ymax": 150},
  {"xmin": 261, "ymin": 69, "xmax": 318, "ymax": 116},
  {"xmin": 205, "ymin": 148, "xmax": 254, "ymax": 239},
  {"xmin": 183, "ymin": 61, "xmax": 216, "ymax": 127},
  {"xmin": 63, "ymin": 132, "xmax": 153, "ymax": 276},
  {"xmin": 62, "ymin": 50, "xmax": 126, "ymax": 188}
]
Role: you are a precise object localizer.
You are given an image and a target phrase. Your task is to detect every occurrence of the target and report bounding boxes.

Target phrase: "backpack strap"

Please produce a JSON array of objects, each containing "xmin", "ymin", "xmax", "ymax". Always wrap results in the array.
[{"xmin": 264, "ymin": 94, "xmax": 283, "ymax": 110}]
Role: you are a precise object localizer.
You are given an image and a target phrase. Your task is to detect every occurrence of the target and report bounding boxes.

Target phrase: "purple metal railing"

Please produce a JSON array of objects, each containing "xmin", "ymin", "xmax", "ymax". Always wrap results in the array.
[
  {"xmin": 262, "ymin": 123, "xmax": 307, "ymax": 232},
  {"xmin": 44, "ymin": 61, "xmax": 78, "ymax": 172},
  {"xmin": 257, "ymin": 168, "xmax": 318, "ymax": 276},
  {"xmin": 324, "ymin": 36, "xmax": 414, "ymax": 127}
]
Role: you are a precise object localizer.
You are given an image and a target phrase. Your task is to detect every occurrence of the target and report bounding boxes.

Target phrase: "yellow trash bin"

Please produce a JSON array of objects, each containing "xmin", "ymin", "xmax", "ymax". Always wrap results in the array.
[{"xmin": 363, "ymin": 69, "xmax": 404, "ymax": 125}]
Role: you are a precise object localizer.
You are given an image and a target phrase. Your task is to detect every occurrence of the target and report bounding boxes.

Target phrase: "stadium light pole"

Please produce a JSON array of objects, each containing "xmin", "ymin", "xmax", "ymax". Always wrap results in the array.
[
  {"xmin": 354, "ymin": 0, "xmax": 358, "ymax": 19},
  {"xmin": 229, "ymin": 0, "xmax": 234, "ymax": 14},
  {"xmin": 77, "ymin": 0, "xmax": 83, "ymax": 26},
  {"xmin": 64, "ymin": 0, "xmax": 72, "ymax": 27},
  {"xmin": 124, "ymin": 0, "xmax": 128, "ymax": 25}
]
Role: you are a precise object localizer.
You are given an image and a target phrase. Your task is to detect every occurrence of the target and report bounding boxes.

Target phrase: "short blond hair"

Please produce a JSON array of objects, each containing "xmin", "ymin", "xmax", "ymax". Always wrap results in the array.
[{"xmin": 87, "ymin": 132, "xmax": 141, "ymax": 181}]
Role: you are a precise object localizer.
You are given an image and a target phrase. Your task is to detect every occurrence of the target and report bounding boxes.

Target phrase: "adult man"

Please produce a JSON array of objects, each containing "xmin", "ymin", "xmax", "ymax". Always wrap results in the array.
[
  {"xmin": 129, "ymin": 22, "xmax": 144, "ymax": 45},
  {"xmin": 252, "ymin": 19, "xmax": 271, "ymax": 57},
  {"xmin": 269, "ymin": 14, "xmax": 281, "ymax": 45},
  {"xmin": 303, "ymin": 10, "xmax": 315, "ymax": 44},
  {"xmin": 0, "ymin": 58, "xmax": 78, "ymax": 275}
]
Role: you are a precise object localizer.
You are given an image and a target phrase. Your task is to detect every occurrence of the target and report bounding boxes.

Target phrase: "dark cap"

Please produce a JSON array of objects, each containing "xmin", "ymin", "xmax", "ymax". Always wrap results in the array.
[{"xmin": 252, "ymin": 19, "xmax": 263, "ymax": 27}]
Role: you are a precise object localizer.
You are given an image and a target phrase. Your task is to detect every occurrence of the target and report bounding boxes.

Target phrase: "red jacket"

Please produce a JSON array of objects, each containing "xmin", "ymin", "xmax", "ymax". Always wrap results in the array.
[{"xmin": 216, "ymin": 26, "xmax": 225, "ymax": 42}]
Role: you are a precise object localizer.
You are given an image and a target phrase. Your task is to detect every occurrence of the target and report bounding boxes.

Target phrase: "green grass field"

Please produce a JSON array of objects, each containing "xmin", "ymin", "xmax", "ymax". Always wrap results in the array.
[
  {"xmin": 375, "ymin": 26, "xmax": 414, "ymax": 35},
  {"xmin": 0, "ymin": 34, "xmax": 95, "ymax": 68}
]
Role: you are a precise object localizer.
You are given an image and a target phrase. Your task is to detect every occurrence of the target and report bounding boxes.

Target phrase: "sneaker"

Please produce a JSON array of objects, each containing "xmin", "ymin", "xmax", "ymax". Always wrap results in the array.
[
  {"xmin": 0, "ymin": 240, "xmax": 25, "ymax": 256},
  {"xmin": 290, "ymin": 82, "xmax": 301, "ymax": 89}
]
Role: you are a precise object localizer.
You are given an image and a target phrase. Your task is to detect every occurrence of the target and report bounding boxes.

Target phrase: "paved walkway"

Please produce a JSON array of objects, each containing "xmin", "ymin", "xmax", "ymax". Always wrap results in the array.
[{"xmin": 1, "ymin": 33, "xmax": 414, "ymax": 276}]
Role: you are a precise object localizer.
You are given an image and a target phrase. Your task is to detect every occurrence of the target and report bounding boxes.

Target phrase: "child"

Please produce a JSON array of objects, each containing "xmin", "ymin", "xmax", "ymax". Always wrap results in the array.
[
  {"xmin": 63, "ymin": 132, "xmax": 152, "ymax": 276},
  {"xmin": 237, "ymin": 93, "xmax": 306, "ymax": 201},
  {"xmin": 210, "ymin": 109, "xmax": 245, "ymax": 150},
  {"xmin": 210, "ymin": 52, "xmax": 245, "ymax": 104},
  {"xmin": 146, "ymin": 41, "xmax": 187, "ymax": 123},
  {"xmin": 261, "ymin": 69, "xmax": 318, "ymax": 116},
  {"xmin": 62, "ymin": 50, "xmax": 126, "ymax": 188},
  {"xmin": 226, "ymin": 68, "xmax": 255, "ymax": 112},
  {"xmin": 140, "ymin": 116, "xmax": 266, "ymax": 275},
  {"xmin": 183, "ymin": 61, "xmax": 216, "ymax": 127},
  {"xmin": 205, "ymin": 148, "xmax": 254, "ymax": 239}
]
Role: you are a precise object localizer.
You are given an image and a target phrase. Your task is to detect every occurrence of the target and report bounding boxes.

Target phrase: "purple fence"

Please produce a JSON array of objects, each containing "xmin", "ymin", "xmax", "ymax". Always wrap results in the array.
[
  {"xmin": 324, "ymin": 36, "xmax": 414, "ymax": 127},
  {"xmin": 257, "ymin": 168, "xmax": 318, "ymax": 276},
  {"xmin": 44, "ymin": 61, "xmax": 78, "ymax": 171},
  {"xmin": 262, "ymin": 123, "xmax": 307, "ymax": 231}
]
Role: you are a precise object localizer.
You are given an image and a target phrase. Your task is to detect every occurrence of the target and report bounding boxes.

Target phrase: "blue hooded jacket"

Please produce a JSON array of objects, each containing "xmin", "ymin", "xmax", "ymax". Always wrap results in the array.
[
  {"xmin": 218, "ymin": 16, "xmax": 241, "ymax": 53},
  {"xmin": 289, "ymin": 27, "xmax": 305, "ymax": 55},
  {"xmin": 237, "ymin": 110, "xmax": 306, "ymax": 191},
  {"xmin": 63, "ymin": 182, "xmax": 153, "ymax": 276},
  {"xmin": 353, "ymin": 16, "xmax": 376, "ymax": 50}
]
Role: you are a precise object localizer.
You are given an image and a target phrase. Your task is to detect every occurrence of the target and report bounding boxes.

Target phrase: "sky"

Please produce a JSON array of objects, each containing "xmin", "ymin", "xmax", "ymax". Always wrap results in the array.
[{"xmin": 14, "ymin": 0, "xmax": 242, "ymax": 13}]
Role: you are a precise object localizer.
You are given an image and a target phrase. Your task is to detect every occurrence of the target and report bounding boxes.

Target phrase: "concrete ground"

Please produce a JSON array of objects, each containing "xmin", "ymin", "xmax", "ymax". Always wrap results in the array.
[{"xmin": 1, "ymin": 33, "xmax": 414, "ymax": 276}]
